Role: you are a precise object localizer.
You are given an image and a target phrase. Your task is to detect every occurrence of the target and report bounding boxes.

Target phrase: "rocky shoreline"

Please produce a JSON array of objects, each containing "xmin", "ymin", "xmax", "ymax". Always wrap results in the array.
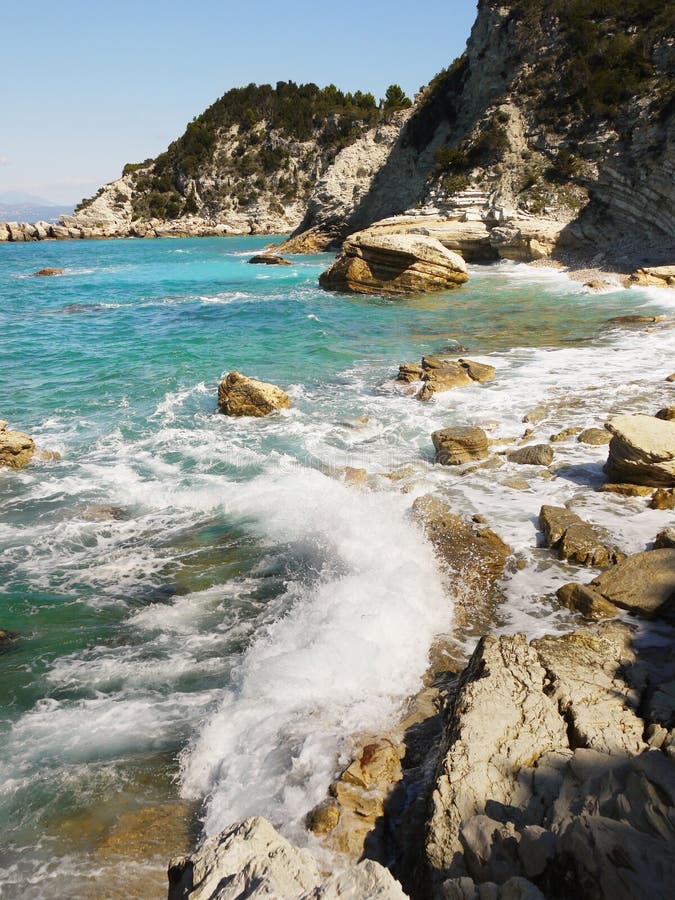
[{"xmin": 160, "ymin": 362, "xmax": 675, "ymax": 899}]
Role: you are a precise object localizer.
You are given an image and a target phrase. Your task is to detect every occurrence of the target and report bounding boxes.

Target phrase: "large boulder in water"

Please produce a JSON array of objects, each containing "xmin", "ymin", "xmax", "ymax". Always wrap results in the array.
[
  {"xmin": 605, "ymin": 414, "xmax": 675, "ymax": 486},
  {"xmin": 319, "ymin": 232, "xmax": 468, "ymax": 296},
  {"xmin": 432, "ymin": 426, "xmax": 489, "ymax": 466},
  {"xmin": 217, "ymin": 371, "xmax": 291, "ymax": 418},
  {"xmin": 0, "ymin": 422, "xmax": 35, "ymax": 469}
]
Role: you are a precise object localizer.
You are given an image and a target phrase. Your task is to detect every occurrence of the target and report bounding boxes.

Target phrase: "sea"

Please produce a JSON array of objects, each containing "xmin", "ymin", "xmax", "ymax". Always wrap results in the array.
[{"xmin": 0, "ymin": 236, "xmax": 673, "ymax": 898}]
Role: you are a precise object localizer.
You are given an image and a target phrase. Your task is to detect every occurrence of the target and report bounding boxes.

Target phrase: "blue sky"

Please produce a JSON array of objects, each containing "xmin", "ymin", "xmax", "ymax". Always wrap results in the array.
[{"xmin": 0, "ymin": 0, "xmax": 478, "ymax": 205}]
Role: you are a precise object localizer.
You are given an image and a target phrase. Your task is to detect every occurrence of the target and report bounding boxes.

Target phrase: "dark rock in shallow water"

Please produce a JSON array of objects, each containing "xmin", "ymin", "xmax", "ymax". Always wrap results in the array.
[{"xmin": 248, "ymin": 254, "xmax": 292, "ymax": 266}]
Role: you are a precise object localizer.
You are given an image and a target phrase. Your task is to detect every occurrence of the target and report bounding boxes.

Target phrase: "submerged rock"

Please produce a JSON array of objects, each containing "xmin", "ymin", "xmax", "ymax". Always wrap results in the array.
[
  {"xmin": 0, "ymin": 423, "xmax": 35, "ymax": 469},
  {"xmin": 319, "ymin": 232, "xmax": 468, "ymax": 296},
  {"xmin": 217, "ymin": 370, "xmax": 291, "ymax": 418},
  {"xmin": 605, "ymin": 414, "xmax": 675, "ymax": 486},
  {"xmin": 432, "ymin": 426, "xmax": 489, "ymax": 466},
  {"xmin": 33, "ymin": 267, "xmax": 64, "ymax": 276},
  {"xmin": 398, "ymin": 356, "xmax": 496, "ymax": 401},
  {"xmin": 167, "ymin": 816, "xmax": 407, "ymax": 900}
]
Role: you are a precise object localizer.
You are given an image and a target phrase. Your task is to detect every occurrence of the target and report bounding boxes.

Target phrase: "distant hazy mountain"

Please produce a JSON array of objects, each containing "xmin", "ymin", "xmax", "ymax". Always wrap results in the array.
[{"xmin": 0, "ymin": 192, "xmax": 74, "ymax": 223}]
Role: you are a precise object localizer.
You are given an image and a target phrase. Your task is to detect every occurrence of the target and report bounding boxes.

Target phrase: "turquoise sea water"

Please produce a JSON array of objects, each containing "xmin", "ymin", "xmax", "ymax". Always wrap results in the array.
[{"xmin": 1, "ymin": 236, "xmax": 674, "ymax": 898}]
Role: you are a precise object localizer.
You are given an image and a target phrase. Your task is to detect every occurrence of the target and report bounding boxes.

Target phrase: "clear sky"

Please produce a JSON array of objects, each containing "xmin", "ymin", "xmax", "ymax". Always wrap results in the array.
[{"xmin": 0, "ymin": 0, "xmax": 478, "ymax": 205}]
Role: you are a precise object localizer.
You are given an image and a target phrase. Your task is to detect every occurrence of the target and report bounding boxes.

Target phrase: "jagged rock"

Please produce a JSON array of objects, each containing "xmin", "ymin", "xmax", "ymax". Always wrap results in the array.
[
  {"xmin": 656, "ymin": 406, "xmax": 675, "ymax": 421},
  {"xmin": 275, "ymin": 227, "xmax": 336, "ymax": 254},
  {"xmin": 666, "ymin": 373, "xmax": 675, "ymax": 383},
  {"xmin": 556, "ymin": 583, "xmax": 619, "ymax": 621},
  {"xmin": 432, "ymin": 426, "xmax": 489, "ymax": 466},
  {"xmin": 539, "ymin": 505, "xmax": 624, "ymax": 567},
  {"xmin": 319, "ymin": 233, "xmax": 468, "ymax": 296},
  {"xmin": 442, "ymin": 876, "xmax": 546, "ymax": 900},
  {"xmin": 413, "ymin": 495, "xmax": 510, "ymax": 603},
  {"xmin": 597, "ymin": 482, "xmax": 653, "ymax": 497},
  {"xmin": 0, "ymin": 426, "xmax": 36, "ymax": 469},
  {"xmin": 588, "ymin": 549, "xmax": 675, "ymax": 619},
  {"xmin": 33, "ymin": 267, "xmax": 64, "ymax": 276},
  {"xmin": 627, "ymin": 265, "xmax": 675, "ymax": 287},
  {"xmin": 655, "ymin": 527, "xmax": 675, "ymax": 549},
  {"xmin": 306, "ymin": 799, "xmax": 340, "ymax": 835},
  {"xmin": 506, "ymin": 444, "xmax": 553, "ymax": 466},
  {"xmin": 248, "ymin": 254, "xmax": 292, "ymax": 265},
  {"xmin": 651, "ymin": 488, "xmax": 675, "ymax": 509},
  {"xmin": 217, "ymin": 370, "xmax": 291, "ymax": 417},
  {"xmin": 402, "ymin": 357, "xmax": 496, "ymax": 401},
  {"xmin": 605, "ymin": 414, "xmax": 675, "ymax": 487},
  {"xmin": 577, "ymin": 427, "xmax": 611, "ymax": 445},
  {"xmin": 167, "ymin": 816, "xmax": 408, "ymax": 900}
]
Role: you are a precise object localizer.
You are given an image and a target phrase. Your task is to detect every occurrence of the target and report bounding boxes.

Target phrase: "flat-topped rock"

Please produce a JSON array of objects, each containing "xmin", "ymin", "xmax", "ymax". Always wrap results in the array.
[
  {"xmin": 628, "ymin": 265, "xmax": 675, "ymax": 287},
  {"xmin": 507, "ymin": 444, "xmax": 554, "ymax": 467},
  {"xmin": 605, "ymin": 414, "xmax": 675, "ymax": 486},
  {"xmin": 319, "ymin": 232, "xmax": 468, "ymax": 296},
  {"xmin": 33, "ymin": 267, "xmax": 64, "ymax": 277},
  {"xmin": 398, "ymin": 356, "xmax": 496, "ymax": 401},
  {"xmin": 432, "ymin": 426, "xmax": 489, "ymax": 465},
  {"xmin": 590, "ymin": 549, "xmax": 675, "ymax": 619},
  {"xmin": 539, "ymin": 505, "xmax": 624, "ymax": 567},
  {"xmin": 217, "ymin": 371, "xmax": 291, "ymax": 418},
  {"xmin": 578, "ymin": 427, "xmax": 611, "ymax": 445}
]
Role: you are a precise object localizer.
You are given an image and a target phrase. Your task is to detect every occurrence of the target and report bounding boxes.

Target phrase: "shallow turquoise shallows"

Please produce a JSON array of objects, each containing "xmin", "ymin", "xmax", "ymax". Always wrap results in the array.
[{"xmin": 1, "ymin": 235, "xmax": 673, "ymax": 899}]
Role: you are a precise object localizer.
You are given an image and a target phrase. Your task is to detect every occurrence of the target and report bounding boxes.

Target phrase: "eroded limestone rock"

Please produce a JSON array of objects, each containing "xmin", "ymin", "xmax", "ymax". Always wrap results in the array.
[
  {"xmin": 605, "ymin": 414, "xmax": 675, "ymax": 487},
  {"xmin": 506, "ymin": 445, "xmax": 554, "ymax": 467},
  {"xmin": 217, "ymin": 370, "xmax": 291, "ymax": 418},
  {"xmin": 432, "ymin": 427, "xmax": 489, "ymax": 466},
  {"xmin": 0, "ymin": 423, "xmax": 35, "ymax": 469},
  {"xmin": 539, "ymin": 505, "xmax": 624, "ymax": 567}
]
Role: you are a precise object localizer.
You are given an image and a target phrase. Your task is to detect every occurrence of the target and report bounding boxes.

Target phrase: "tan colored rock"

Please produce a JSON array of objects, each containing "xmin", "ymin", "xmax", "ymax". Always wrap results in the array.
[
  {"xmin": 522, "ymin": 405, "xmax": 548, "ymax": 424},
  {"xmin": 352, "ymin": 216, "xmax": 496, "ymax": 262},
  {"xmin": 598, "ymin": 482, "xmax": 654, "ymax": 497},
  {"xmin": 306, "ymin": 799, "xmax": 340, "ymax": 835},
  {"xmin": 556, "ymin": 583, "xmax": 619, "ymax": 621},
  {"xmin": 550, "ymin": 427, "xmax": 581, "ymax": 443},
  {"xmin": 605, "ymin": 414, "xmax": 675, "ymax": 486},
  {"xmin": 248, "ymin": 254, "xmax": 292, "ymax": 266},
  {"xmin": 502, "ymin": 476, "xmax": 531, "ymax": 490},
  {"xmin": 589, "ymin": 549, "xmax": 675, "ymax": 619},
  {"xmin": 628, "ymin": 265, "xmax": 675, "ymax": 287},
  {"xmin": 656, "ymin": 406, "xmax": 675, "ymax": 421},
  {"xmin": 319, "ymin": 232, "xmax": 468, "ymax": 296},
  {"xmin": 413, "ymin": 494, "xmax": 510, "ymax": 601},
  {"xmin": 539, "ymin": 505, "xmax": 623, "ymax": 567},
  {"xmin": 342, "ymin": 466, "xmax": 368, "ymax": 488},
  {"xmin": 400, "ymin": 356, "xmax": 495, "ymax": 401},
  {"xmin": 217, "ymin": 370, "xmax": 291, "ymax": 417},
  {"xmin": 651, "ymin": 488, "xmax": 675, "ymax": 509},
  {"xmin": 607, "ymin": 314, "xmax": 664, "ymax": 325},
  {"xmin": 275, "ymin": 227, "xmax": 336, "ymax": 254},
  {"xmin": 432, "ymin": 426, "xmax": 489, "ymax": 466},
  {"xmin": 507, "ymin": 444, "xmax": 554, "ymax": 466},
  {"xmin": 577, "ymin": 427, "xmax": 611, "ymax": 445},
  {"xmin": 0, "ymin": 428, "xmax": 35, "ymax": 469},
  {"xmin": 33, "ymin": 267, "xmax": 64, "ymax": 276},
  {"xmin": 539, "ymin": 505, "xmax": 581, "ymax": 547},
  {"xmin": 666, "ymin": 373, "xmax": 675, "ymax": 383}
]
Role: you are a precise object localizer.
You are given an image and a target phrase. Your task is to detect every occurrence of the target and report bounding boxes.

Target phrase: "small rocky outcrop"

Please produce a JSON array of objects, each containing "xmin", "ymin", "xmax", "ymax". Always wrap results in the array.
[
  {"xmin": 558, "ymin": 548, "xmax": 675, "ymax": 621},
  {"xmin": 217, "ymin": 371, "xmax": 291, "ymax": 418},
  {"xmin": 506, "ymin": 444, "xmax": 554, "ymax": 467},
  {"xmin": 167, "ymin": 816, "xmax": 407, "ymax": 900},
  {"xmin": 33, "ymin": 267, "xmax": 64, "ymax": 276},
  {"xmin": 651, "ymin": 488, "xmax": 675, "ymax": 510},
  {"xmin": 432, "ymin": 426, "xmax": 489, "ymax": 466},
  {"xmin": 319, "ymin": 233, "xmax": 468, "ymax": 296},
  {"xmin": 539, "ymin": 505, "xmax": 624, "ymax": 567},
  {"xmin": 397, "ymin": 356, "xmax": 495, "ymax": 401},
  {"xmin": 248, "ymin": 254, "xmax": 292, "ymax": 266},
  {"xmin": 605, "ymin": 414, "xmax": 675, "ymax": 487},
  {"xmin": 0, "ymin": 422, "xmax": 35, "ymax": 469},
  {"xmin": 656, "ymin": 406, "xmax": 675, "ymax": 421}
]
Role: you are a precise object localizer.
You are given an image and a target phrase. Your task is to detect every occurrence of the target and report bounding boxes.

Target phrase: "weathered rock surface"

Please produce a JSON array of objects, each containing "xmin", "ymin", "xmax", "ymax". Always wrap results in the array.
[
  {"xmin": 424, "ymin": 621, "xmax": 675, "ymax": 898},
  {"xmin": 655, "ymin": 406, "xmax": 675, "ymax": 421},
  {"xmin": 539, "ymin": 505, "xmax": 624, "ymax": 567},
  {"xmin": 217, "ymin": 371, "xmax": 291, "ymax": 418},
  {"xmin": 413, "ymin": 494, "xmax": 510, "ymax": 611},
  {"xmin": 556, "ymin": 583, "xmax": 619, "ymax": 621},
  {"xmin": 655, "ymin": 527, "xmax": 675, "ymax": 549},
  {"xmin": 319, "ymin": 233, "xmax": 468, "ymax": 296},
  {"xmin": 0, "ymin": 423, "xmax": 36, "ymax": 469},
  {"xmin": 506, "ymin": 445, "xmax": 554, "ymax": 467},
  {"xmin": 605, "ymin": 414, "xmax": 675, "ymax": 487},
  {"xmin": 398, "ymin": 356, "xmax": 495, "ymax": 401},
  {"xmin": 248, "ymin": 254, "xmax": 292, "ymax": 266},
  {"xmin": 650, "ymin": 488, "xmax": 675, "ymax": 509},
  {"xmin": 627, "ymin": 265, "xmax": 675, "ymax": 288},
  {"xmin": 432, "ymin": 426, "xmax": 489, "ymax": 466},
  {"xmin": 577, "ymin": 427, "xmax": 611, "ymax": 446},
  {"xmin": 167, "ymin": 817, "xmax": 407, "ymax": 900}
]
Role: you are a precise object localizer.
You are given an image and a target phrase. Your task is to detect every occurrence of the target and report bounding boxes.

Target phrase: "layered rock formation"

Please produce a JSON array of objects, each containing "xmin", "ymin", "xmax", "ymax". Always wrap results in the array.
[
  {"xmin": 318, "ymin": 233, "xmax": 468, "ymax": 295},
  {"xmin": 397, "ymin": 356, "xmax": 495, "ymax": 401},
  {"xmin": 605, "ymin": 414, "xmax": 675, "ymax": 487},
  {"xmin": 0, "ymin": 422, "xmax": 35, "ymax": 469}
]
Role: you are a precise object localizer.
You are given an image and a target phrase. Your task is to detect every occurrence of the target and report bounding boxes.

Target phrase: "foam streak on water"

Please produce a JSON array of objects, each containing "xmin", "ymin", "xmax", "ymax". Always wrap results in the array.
[{"xmin": 1, "ymin": 236, "xmax": 674, "ymax": 897}]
